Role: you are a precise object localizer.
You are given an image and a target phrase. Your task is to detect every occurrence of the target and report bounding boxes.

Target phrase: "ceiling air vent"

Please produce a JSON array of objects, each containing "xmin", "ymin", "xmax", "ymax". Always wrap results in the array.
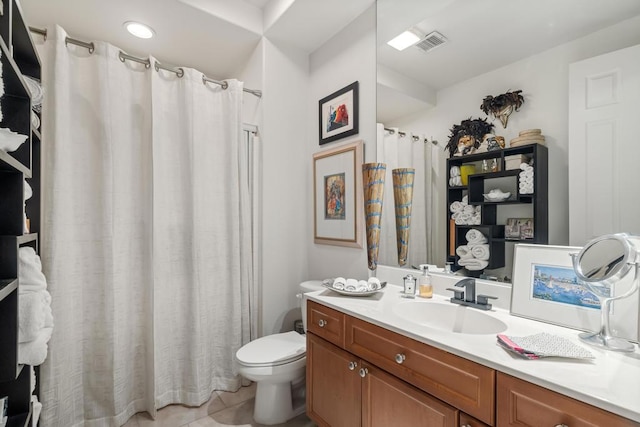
[{"xmin": 414, "ymin": 31, "xmax": 447, "ymax": 53}]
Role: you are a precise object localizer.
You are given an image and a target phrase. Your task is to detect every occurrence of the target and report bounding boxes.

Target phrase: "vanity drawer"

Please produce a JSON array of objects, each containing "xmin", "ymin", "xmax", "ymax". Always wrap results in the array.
[
  {"xmin": 497, "ymin": 373, "xmax": 639, "ymax": 426},
  {"xmin": 307, "ymin": 300, "xmax": 345, "ymax": 348},
  {"xmin": 345, "ymin": 315, "xmax": 495, "ymax": 425}
]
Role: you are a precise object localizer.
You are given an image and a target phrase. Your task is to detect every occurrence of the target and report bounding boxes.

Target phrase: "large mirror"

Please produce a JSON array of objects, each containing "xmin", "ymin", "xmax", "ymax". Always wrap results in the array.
[{"xmin": 376, "ymin": 0, "xmax": 640, "ymax": 277}]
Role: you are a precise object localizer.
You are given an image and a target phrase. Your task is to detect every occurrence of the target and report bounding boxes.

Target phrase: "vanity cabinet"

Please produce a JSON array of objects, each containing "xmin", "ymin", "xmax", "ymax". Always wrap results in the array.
[
  {"xmin": 496, "ymin": 373, "xmax": 639, "ymax": 427},
  {"xmin": 0, "ymin": 0, "xmax": 42, "ymax": 425},
  {"xmin": 306, "ymin": 300, "xmax": 492, "ymax": 427},
  {"xmin": 446, "ymin": 143, "xmax": 548, "ymax": 271}
]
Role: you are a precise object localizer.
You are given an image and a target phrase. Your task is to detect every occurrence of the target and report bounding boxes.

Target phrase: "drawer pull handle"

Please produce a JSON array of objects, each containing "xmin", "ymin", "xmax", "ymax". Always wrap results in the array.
[
  {"xmin": 318, "ymin": 319, "xmax": 327, "ymax": 327},
  {"xmin": 461, "ymin": 424, "xmax": 471, "ymax": 427},
  {"xmin": 359, "ymin": 367, "xmax": 368, "ymax": 378},
  {"xmin": 348, "ymin": 361, "xmax": 357, "ymax": 371},
  {"xmin": 554, "ymin": 425, "xmax": 569, "ymax": 427},
  {"xmin": 395, "ymin": 353, "xmax": 406, "ymax": 364}
]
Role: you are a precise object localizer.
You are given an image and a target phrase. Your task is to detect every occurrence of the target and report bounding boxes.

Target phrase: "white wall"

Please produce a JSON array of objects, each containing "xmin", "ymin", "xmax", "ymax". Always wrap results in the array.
[
  {"xmin": 259, "ymin": 39, "xmax": 310, "ymax": 335},
  {"xmin": 389, "ymin": 15, "xmax": 640, "ymax": 275},
  {"xmin": 306, "ymin": 5, "xmax": 377, "ymax": 281}
]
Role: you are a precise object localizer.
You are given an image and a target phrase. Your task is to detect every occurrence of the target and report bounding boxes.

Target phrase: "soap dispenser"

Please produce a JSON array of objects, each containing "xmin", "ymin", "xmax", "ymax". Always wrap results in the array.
[
  {"xmin": 402, "ymin": 274, "xmax": 416, "ymax": 298},
  {"xmin": 418, "ymin": 265, "xmax": 433, "ymax": 298}
]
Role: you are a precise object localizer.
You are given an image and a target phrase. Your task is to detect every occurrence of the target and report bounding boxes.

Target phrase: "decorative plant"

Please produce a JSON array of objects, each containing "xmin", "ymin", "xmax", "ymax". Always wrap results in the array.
[
  {"xmin": 445, "ymin": 118, "xmax": 494, "ymax": 157},
  {"xmin": 480, "ymin": 89, "xmax": 525, "ymax": 128}
]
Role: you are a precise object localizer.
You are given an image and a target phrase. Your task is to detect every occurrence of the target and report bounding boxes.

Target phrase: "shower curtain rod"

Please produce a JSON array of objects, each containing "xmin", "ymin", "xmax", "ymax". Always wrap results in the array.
[
  {"xmin": 383, "ymin": 127, "xmax": 438, "ymax": 145},
  {"xmin": 29, "ymin": 26, "xmax": 262, "ymax": 98}
]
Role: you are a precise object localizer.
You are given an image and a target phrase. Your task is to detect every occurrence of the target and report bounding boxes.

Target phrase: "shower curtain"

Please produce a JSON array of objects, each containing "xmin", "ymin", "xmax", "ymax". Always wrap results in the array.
[
  {"xmin": 376, "ymin": 123, "xmax": 434, "ymax": 267},
  {"xmin": 36, "ymin": 26, "xmax": 253, "ymax": 426}
]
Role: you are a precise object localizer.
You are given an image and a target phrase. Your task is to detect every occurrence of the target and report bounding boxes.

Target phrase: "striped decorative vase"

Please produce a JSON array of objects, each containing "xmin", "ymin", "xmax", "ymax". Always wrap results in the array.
[
  {"xmin": 392, "ymin": 168, "xmax": 415, "ymax": 266},
  {"xmin": 362, "ymin": 163, "xmax": 386, "ymax": 272}
]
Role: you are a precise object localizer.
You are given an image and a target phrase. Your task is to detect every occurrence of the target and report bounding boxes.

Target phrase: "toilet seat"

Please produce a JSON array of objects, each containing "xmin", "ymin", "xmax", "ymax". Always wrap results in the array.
[{"xmin": 236, "ymin": 331, "xmax": 306, "ymax": 367}]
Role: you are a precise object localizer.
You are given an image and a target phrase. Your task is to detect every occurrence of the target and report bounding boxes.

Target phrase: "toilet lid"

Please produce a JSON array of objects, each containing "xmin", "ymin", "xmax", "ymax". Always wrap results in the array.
[{"xmin": 236, "ymin": 331, "xmax": 306, "ymax": 366}]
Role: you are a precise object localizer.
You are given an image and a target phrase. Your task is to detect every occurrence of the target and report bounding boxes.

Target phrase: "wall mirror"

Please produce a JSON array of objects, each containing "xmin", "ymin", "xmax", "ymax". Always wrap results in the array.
[{"xmin": 375, "ymin": 0, "xmax": 640, "ymax": 277}]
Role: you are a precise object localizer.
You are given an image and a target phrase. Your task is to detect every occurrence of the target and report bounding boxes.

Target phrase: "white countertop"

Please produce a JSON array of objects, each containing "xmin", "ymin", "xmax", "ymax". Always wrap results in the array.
[{"xmin": 306, "ymin": 283, "xmax": 640, "ymax": 422}]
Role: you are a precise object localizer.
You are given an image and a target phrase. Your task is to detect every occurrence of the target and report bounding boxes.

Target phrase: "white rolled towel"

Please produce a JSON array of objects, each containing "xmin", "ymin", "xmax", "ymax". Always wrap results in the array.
[
  {"xmin": 470, "ymin": 244, "xmax": 491, "ymax": 261},
  {"xmin": 333, "ymin": 277, "xmax": 346, "ymax": 290},
  {"xmin": 456, "ymin": 245, "xmax": 474, "ymax": 260},
  {"xmin": 462, "ymin": 205, "xmax": 475, "ymax": 215},
  {"xmin": 521, "ymin": 169, "xmax": 533, "ymax": 177},
  {"xmin": 18, "ymin": 326, "xmax": 53, "ymax": 366},
  {"xmin": 18, "ymin": 291, "xmax": 46, "ymax": 343},
  {"xmin": 345, "ymin": 278, "xmax": 358, "ymax": 291},
  {"xmin": 450, "ymin": 201, "xmax": 463, "ymax": 213},
  {"xmin": 455, "ymin": 176, "xmax": 462, "ymax": 186},
  {"xmin": 466, "ymin": 228, "xmax": 488, "ymax": 244},
  {"xmin": 356, "ymin": 280, "xmax": 369, "ymax": 292},
  {"xmin": 450, "ymin": 166, "xmax": 461, "ymax": 177},
  {"xmin": 31, "ymin": 395, "xmax": 42, "ymax": 426},
  {"xmin": 462, "ymin": 195, "xmax": 468, "ymax": 205},
  {"xmin": 520, "ymin": 163, "xmax": 533, "ymax": 171},
  {"xmin": 24, "ymin": 180, "xmax": 33, "ymax": 200},
  {"xmin": 470, "ymin": 215, "xmax": 481, "ymax": 225},
  {"xmin": 18, "ymin": 247, "xmax": 48, "ymax": 292},
  {"xmin": 367, "ymin": 277, "xmax": 380, "ymax": 291},
  {"xmin": 455, "ymin": 214, "xmax": 472, "ymax": 225},
  {"xmin": 457, "ymin": 258, "xmax": 489, "ymax": 271}
]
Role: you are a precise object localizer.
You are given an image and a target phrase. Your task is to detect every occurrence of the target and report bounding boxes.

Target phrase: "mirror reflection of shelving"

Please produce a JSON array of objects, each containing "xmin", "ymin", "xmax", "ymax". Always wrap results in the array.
[{"xmin": 446, "ymin": 143, "xmax": 548, "ymax": 273}]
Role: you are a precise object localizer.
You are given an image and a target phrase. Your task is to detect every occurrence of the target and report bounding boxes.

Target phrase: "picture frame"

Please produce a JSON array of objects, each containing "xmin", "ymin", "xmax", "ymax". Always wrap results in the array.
[
  {"xmin": 505, "ymin": 218, "xmax": 534, "ymax": 240},
  {"xmin": 313, "ymin": 140, "xmax": 363, "ymax": 247},
  {"xmin": 318, "ymin": 81, "xmax": 359, "ymax": 145},
  {"xmin": 511, "ymin": 244, "xmax": 639, "ymax": 343}
]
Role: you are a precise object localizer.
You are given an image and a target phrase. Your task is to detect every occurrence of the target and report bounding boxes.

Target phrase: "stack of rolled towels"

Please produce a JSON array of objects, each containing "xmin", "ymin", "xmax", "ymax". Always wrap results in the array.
[
  {"xmin": 519, "ymin": 163, "xmax": 534, "ymax": 194},
  {"xmin": 456, "ymin": 229, "xmax": 490, "ymax": 271},
  {"xmin": 332, "ymin": 277, "xmax": 381, "ymax": 292},
  {"xmin": 449, "ymin": 166, "xmax": 462, "ymax": 187},
  {"xmin": 18, "ymin": 246, "xmax": 54, "ymax": 366},
  {"xmin": 450, "ymin": 195, "xmax": 481, "ymax": 225}
]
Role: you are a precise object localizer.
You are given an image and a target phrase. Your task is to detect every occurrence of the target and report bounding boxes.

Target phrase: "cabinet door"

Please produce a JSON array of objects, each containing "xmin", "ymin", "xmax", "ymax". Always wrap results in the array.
[
  {"xmin": 306, "ymin": 332, "xmax": 360, "ymax": 427},
  {"xmin": 497, "ymin": 373, "xmax": 639, "ymax": 427},
  {"xmin": 361, "ymin": 362, "xmax": 457, "ymax": 427}
]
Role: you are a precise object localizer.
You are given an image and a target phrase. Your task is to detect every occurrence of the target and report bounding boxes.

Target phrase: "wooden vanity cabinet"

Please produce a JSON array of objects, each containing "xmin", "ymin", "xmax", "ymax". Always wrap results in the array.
[
  {"xmin": 306, "ymin": 300, "xmax": 490, "ymax": 427},
  {"xmin": 496, "ymin": 373, "xmax": 639, "ymax": 427}
]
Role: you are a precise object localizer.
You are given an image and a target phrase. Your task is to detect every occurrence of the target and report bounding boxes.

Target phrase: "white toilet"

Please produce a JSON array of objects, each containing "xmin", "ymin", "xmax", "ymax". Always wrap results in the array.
[{"xmin": 235, "ymin": 280, "xmax": 324, "ymax": 425}]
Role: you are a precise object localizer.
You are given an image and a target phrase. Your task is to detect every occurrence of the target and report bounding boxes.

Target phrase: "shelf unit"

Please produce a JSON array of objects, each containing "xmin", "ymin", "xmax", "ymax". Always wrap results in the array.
[
  {"xmin": 446, "ymin": 143, "xmax": 548, "ymax": 272},
  {"xmin": 0, "ymin": 0, "xmax": 42, "ymax": 425}
]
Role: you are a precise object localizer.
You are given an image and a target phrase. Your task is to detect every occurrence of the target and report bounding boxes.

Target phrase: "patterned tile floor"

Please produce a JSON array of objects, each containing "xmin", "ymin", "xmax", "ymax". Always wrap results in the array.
[{"xmin": 122, "ymin": 383, "xmax": 315, "ymax": 427}]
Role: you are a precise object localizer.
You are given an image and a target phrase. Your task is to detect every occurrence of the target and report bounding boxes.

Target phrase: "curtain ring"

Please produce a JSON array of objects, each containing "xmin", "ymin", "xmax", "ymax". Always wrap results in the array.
[{"xmin": 176, "ymin": 68, "xmax": 185, "ymax": 78}]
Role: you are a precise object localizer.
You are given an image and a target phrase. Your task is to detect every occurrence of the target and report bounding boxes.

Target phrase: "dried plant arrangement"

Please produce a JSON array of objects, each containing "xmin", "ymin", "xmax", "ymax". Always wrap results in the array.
[
  {"xmin": 445, "ymin": 117, "xmax": 494, "ymax": 157},
  {"xmin": 480, "ymin": 89, "xmax": 524, "ymax": 128}
]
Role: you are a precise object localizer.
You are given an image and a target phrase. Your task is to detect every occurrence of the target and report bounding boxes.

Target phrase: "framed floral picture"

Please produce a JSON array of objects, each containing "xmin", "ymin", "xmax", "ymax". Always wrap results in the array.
[
  {"xmin": 318, "ymin": 81, "xmax": 359, "ymax": 145},
  {"xmin": 313, "ymin": 140, "xmax": 363, "ymax": 247}
]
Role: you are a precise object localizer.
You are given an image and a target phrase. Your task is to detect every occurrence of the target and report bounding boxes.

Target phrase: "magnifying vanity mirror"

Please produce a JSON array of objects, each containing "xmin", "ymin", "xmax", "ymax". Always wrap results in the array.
[{"xmin": 572, "ymin": 233, "xmax": 640, "ymax": 352}]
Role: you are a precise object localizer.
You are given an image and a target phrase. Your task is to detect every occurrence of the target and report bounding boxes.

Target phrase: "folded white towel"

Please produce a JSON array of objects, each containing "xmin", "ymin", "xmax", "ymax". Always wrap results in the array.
[
  {"xmin": 462, "ymin": 205, "xmax": 475, "ymax": 215},
  {"xmin": 18, "ymin": 326, "xmax": 53, "ymax": 366},
  {"xmin": 0, "ymin": 127, "xmax": 29, "ymax": 152},
  {"xmin": 18, "ymin": 291, "xmax": 46, "ymax": 343},
  {"xmin": 466, "ymin": 228, "xmax": 488, "ymax": 244},
  {"xmin": 19, "ymin": 247, "xmax": 48, "ymax": 292},
  {"xmin": 470, "ymin": 244, "xmax": 490, "ymax": 261},
  {"xmin": 31, "ymin": 395, "xmax": 42, "ymax": 426},
  {"xmin": 456, "ymin": 245, "xmax": 474, "ymax": 260},
  {"xmin": 450, "ymin": 201, "xmax": 463, "ymax": 213},
  {"xmin": 457, "ymin": 258, "xmax": 489, "ymax": 271}
]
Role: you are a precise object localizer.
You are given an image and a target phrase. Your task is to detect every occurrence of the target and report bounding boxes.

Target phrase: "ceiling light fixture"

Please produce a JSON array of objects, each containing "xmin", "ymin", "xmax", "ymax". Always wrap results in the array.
[
  {"xmin": 387, "ymin": 29, "xmax": 421, "ymax": 51},
  {"xmin": 124, "ymin": 21, "xmax": 155, "ymax": 39}
]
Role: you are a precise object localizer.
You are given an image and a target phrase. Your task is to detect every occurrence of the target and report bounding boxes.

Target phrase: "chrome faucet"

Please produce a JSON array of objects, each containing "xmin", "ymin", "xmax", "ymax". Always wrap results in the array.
[{"xmin": 446, "ymin": 278, "xmax": 497, "ymax": 311}]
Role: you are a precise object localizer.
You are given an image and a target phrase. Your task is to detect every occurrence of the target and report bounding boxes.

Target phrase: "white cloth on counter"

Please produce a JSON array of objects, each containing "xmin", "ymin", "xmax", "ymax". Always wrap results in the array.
[
  {"xmin": 457, "ymin": 257, "xmax": 489, "ymax": 271},
  {"xmin": 18, "ymin": 327, "xmax": 53, "ymax": 366},
  {"xmin": 465, "ymin": 228, "xmax": 488, "ymax": 245},
  {"xmin": 19, "ymin": 247, "xmax": 48, "ymax": 292},
  {"xmin": 470, "ymin": 244, "xmax": 490, "ymax": 261}
]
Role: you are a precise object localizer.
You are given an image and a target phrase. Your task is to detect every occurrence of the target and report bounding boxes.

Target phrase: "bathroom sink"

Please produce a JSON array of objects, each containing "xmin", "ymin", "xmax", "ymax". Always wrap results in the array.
[{"xmin": 392, "ymin": 301, "xmax": 508, "ymax": 335}]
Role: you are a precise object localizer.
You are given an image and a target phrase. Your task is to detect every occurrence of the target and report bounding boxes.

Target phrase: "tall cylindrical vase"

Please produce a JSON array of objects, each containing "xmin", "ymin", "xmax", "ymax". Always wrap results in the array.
[
  {"xmin": 392, "ymin": 168, "xmax": 415, "ymax": 266},
  {"xmin": 362, "ymin": 163, "xmax": 386, "ymax": 273}
]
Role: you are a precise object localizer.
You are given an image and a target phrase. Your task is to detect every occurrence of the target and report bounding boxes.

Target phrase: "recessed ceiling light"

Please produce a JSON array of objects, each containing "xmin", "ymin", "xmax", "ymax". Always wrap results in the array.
[
  {"xmin": 387, "ymin": 30, "xmax": 421, "ymax": 51},
  {"xmin": 124, "ymin": 21, "xmax": 155, "ymax": 39}
]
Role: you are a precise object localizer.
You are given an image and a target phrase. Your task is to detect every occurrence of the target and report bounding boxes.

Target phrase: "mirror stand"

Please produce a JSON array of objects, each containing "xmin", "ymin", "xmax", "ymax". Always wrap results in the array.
[{"xmin": 577, "ymin": 262, "xmax": 640, "ymax": 353}]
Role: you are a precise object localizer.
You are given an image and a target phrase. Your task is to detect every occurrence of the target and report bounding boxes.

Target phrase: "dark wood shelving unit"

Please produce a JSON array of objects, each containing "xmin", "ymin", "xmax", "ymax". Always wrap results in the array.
[
  {"xmin": 446, "ymin": 143, "xmax": 548, "ymax": 272},
  {"xmin": 0, "ymin": 1, "xmax": 42, "ymax": 424}
]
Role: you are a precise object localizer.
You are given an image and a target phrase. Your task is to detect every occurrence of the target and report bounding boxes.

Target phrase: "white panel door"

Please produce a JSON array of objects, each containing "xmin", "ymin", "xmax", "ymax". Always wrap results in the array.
[{"xmin": 568, "ymin": 44, "xmax": 640, "ymax": 246}]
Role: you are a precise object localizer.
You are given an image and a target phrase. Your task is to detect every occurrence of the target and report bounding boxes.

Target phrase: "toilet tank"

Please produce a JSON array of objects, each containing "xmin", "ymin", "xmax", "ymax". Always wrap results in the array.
[{"xmin": 298, "ymin": 280, "xmax": 324, "ymax": 332}]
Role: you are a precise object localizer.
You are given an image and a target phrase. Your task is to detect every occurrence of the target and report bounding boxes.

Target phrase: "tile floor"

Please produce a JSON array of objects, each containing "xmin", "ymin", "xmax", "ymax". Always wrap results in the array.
[{"xmin": 122, "ymin": 383, "xmax": 316, "ymax": 427}]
